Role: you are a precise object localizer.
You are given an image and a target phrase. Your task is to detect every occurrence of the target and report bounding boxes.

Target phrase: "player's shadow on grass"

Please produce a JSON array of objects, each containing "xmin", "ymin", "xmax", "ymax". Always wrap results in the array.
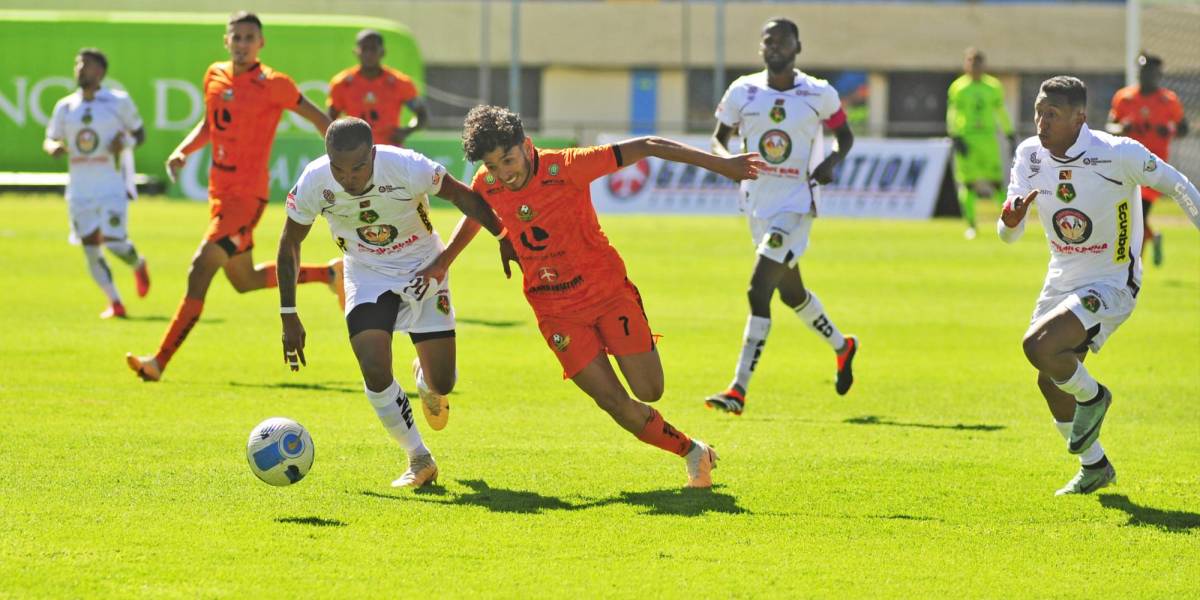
[
  {"xmin": 458, "ymin": 317, "xmax": 523, "ymax": 328},
  {"xmin": 275, "ymin": 516, "xmax": 347, "ymax": 527},
  {"xmin": 229, "ymin": 381, "xmax": 361, "ymax": 395},
  {"xmin": 1100, "ymin": 494, "xmax": 1200, "ymax": 533},
  {"xmin": 584, "ymin": 486, "xmax": 748, "ymax": 516},
  {"xmin": 123, "ymin": 316, "xmax": 224, "ymax": 323},
  {"xmin": 845, "ymin": 415, "xmax": 1005, "ymax": 432}
]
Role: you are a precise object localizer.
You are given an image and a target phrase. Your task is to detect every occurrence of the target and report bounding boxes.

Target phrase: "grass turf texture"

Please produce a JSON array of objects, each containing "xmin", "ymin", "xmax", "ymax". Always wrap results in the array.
[{"xmin": 0, "ymin": 194, "xmax": 1197, "ymax": 597}]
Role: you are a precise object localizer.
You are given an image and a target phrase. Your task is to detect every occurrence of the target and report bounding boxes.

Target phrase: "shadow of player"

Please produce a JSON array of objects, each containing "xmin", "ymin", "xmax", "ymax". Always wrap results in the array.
[
  {"xmin": 581, "ymin": 486, "xmax": 748, "ymax": 516},
  {"xmin": 275, "ymin": 516, "xmax": 347, "ymax": 527},
  {"xmin": 229, "ymin": 381, "xmax": 361, "ymax": 395},
  {"xmin": 845, "ymin": 415, "xmax": 1005, "ymax": 432},
  {"xmin": 457, "ymin": 317, "xmax": 523, "ymax": 328},
  {"xmin": 1099, "ymin": 494, "xmax": 1200, "ymax": 533}
]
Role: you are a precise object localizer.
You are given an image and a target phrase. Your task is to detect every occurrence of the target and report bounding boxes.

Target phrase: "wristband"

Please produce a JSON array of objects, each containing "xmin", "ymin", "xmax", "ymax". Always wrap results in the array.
[
  {"xmin": 280, "ymin": 307, "xmax": 298, "ymax": 315},
  {"xmin": 493, "ymin": 227, "xmax": 508, "ymax": 241}
]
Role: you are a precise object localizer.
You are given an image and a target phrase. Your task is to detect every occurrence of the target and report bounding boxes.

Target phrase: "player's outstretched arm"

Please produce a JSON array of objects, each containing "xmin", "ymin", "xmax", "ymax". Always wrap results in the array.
[
  {"xmin": 1140, "ymin": 158, "xmax": 1200, "ymax": 231},
  {"xmin": 998, "ymin": 189, "xmax": 1037, "ymax": 243},
  {"xmin": 166, "ymin": 117, "xmax": 210, "ymax": 182},
  {"xmin": 618, "ymin": 136, "xmax": 764, "ymax": 182},
  {"xmin": 42, "ymin": 138, "xmax": 66, "ymax": 158},
  {"xmin": 277, "ymin": 217, "xmax": 313, "ymax": 371},
  {"xmin": 811, "ymin": 122, "xmax": 855, "ymax": 184},
  {"xmin": 418, "ymin": 216, "xmax": 483, "ymax": 285},
  {"xmin": 432, "ymin": 175, "xmax": 520, "ymax": 279},
  {"xmin": 293, "ymin": 96, "xmax": 332, "ymax": 137}
]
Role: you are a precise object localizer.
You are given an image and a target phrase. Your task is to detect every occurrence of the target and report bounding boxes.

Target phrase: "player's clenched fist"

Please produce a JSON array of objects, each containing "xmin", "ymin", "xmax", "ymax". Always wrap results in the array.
[{"xmin": 1001, "ymin": 189, "xmax": 1037, "ymax": 229}]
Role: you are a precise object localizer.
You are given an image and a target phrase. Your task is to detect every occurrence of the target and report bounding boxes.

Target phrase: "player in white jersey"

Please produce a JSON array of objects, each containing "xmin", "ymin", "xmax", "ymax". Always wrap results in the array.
[
  {"xmin": 1000, "ymin": 76, "xmax": 1200, "ymax": 495},
  {"xmin": 277, "ymin": 118, "xmax": 510, "ymax": 488},
  {"xmin": 43, "ymin": 48, "xmax": 150, "ymax": 319},
  {"xmin": 705, "ymin": 18, "xmax": 859, "ymax": 415}
]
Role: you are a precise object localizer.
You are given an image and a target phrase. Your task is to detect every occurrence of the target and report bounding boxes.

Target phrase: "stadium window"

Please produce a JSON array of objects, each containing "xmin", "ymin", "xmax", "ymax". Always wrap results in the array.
[{"xmin": 887, "ymin": 71, "xmax": 958, "ymax": 138}]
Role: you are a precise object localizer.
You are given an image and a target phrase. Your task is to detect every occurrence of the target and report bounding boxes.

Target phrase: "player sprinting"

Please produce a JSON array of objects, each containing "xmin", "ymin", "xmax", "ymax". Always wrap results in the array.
[
  {"xmin": 999, "ymin": 76, "xmax": 1200, "ymax": 495},
  {"xmin": 1107, "ymin": 52, "xmax": 1190, "ymax": 266},
  {"xmin": 43, "ymin": 48, "xmax": 149, "ymax": 319},
  {"xmin": 278, "ymin": 118, "xmax": 509, "ymax": 488},
  {"xmin": 429, "ymin": 105, "xmax": 763, "ymax": 488},
  {"xmin": 947, "ymin": 47, "xmax": 1016, "ymax": 240},
  {"xmin": 704, "ymin": 18, "xmax": 858, "ymax": 416},
  {"xmin": 327, "ymin": 29, "xmax": 428, "ymax": 147},
  {"xmin": 127, "ymin": 12, "xmax": 337, "ymax": 382}
]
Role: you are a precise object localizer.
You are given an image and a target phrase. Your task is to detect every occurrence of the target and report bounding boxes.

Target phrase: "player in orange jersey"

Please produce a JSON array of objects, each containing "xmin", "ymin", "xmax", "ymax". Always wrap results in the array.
[
  {"xmin": 126, "ymin": 12, "xmax": 337, "ymax": 382},
  {"xmin": 1108, "ymin": 53, "xmax": 1189, "ymax": 265},
  {"xmin": 327, "ymin": 29, "xmax": 428, "ymax": 147},
  {"xmin": 420, "ymin": 106, "xmax": 764, "ymax": 488}
]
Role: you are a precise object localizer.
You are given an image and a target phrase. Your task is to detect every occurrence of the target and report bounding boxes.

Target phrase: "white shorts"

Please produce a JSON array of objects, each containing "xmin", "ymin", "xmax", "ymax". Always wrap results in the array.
[
  {"xmin": 345, "ymin": 265, "xmax": 455, "ymax": 335},
  {"xmin": 67, "ymin": 194, "xmax": 128, "ymax": 241},
  {"xmin": 750, "ymin": 211, "xmax": 814, "ymax": 268},
  {"xmin": 1027, "ymin": 282, "xmax": 1136, "ymax": 354}
]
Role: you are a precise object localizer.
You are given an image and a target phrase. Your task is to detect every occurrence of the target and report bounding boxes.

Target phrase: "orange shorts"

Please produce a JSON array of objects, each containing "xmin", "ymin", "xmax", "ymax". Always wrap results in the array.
[
  {"xmin": 205, "ymin": 195, "xmax": 268, "ymax": 255},
  {"xmin": 535, "ymin": 279, "xmax": 655, "ymax": 379},
  {"xmin": 1141, "ymin": 186, "xmax": 1160, "ymax": 203}
]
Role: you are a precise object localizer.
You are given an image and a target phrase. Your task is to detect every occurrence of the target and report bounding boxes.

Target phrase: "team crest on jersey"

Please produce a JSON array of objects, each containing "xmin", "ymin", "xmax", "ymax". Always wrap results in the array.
[
  {"xmin": 766, "ymin": 232, "xmax": 784, "ymax": 249},
  {"xmin": 322, "ymin": 189, "xmax": 336, "ymax": 204},
  {"xmin": 517, "ymin": 204, "xmax": 537, "ymax": 222},
  {"xmin": 75, "ymin": 128, "xmax": 99, "ymax": 154},
  {"xmin": 1056, "ymin": 183, "xmax": 1076, "ymax": 203},
  {"xmin": 548, "ymin": 163, "xmax": 560, "ymax": 176},
  {"xmin": 359, "ymin": 210, "xmax": 379, "ymax": 224},
  {"xmin": 1052, "ymin": 208, "xmax": 1093, "ymax": 244},
  {"xmin": 81, "ymin": 109, "xmax": 93, "ymax": 125},
  {"xmin": 1144, "ymin": 158, "xmax": 1157, "ymax": 173},
  {"xmin": 432, "ymin": 169, "xmax": 443, "ymax": 188},
  {"xmin": 1059, "ymin": 170, "xmax": 1072, "ymax": 181},
  {"xmin": 485, "ymin": 173, "xmax": 496, "ymax": 185},
  {"xmin": 759, "ymin": 129, "xmax": 792, "ymax": 165},
  {"xmin": 769, "ymin": 102, "xmax": 786, "ymax": 124},
  {"xmin": 357, "ymin": 224, "xmax": 398, "ymax": 246},
  {"xmin": 1081, "ymin": 294, "xmax": 1101, "ymax": 314},
  {"xmin": 108, "ymin": 212, "xmax": 121, "ymax": 227},
  {"xmin": 551, "ymin": 333, "xmax": 571, "ymax": 352},
  {"xmin": 364, "ymin": 92, "xmax": 377, "ymax": 105},
  {"xmin": 436, "ymin": 294, "xmax": 451, "ymax": 315}
]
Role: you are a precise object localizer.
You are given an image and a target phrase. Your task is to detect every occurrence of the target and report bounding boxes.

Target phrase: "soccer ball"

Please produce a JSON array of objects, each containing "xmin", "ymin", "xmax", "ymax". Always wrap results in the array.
[{"xmin": 247, "ymin": 417, "xmax": 314, "ymax": 486}]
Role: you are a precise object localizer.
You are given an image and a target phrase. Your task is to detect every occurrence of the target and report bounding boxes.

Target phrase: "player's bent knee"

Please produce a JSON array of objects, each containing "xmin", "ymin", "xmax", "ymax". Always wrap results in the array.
[
  {"xmin": 631, "ymin": 380, "xmax": 663, "ymax": 403},
  {"xmin": 1022, "ymin": 333, "xmax": 1051, "ymax": 367},
  {"xmin": 428, "ymin": 371, "xmax": 455, "ymax": 396}
]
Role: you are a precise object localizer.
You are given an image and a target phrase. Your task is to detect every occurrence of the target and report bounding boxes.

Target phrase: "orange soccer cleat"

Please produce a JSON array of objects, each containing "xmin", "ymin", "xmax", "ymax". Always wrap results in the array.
[
  {"xmin": 327, "ymin": 258, "xmax": 345, "ymax": 311},
  {"xmin": 835, "ymin": 335, "xmax": 858, "ymax": 396},
  {"xmin": 704, "ymin": 387, "xmax": 745, "ymax": 416},
  {"xmin": 100, "ymin": 302, "xmax": 127, "ymax": 319},
  {"xmin": 134, "ymin": 259, "xmax": 151, "ymax": 298},
  {"xmin": 125, "ymin": 353, "xmax": 162, "ymax": 382}
]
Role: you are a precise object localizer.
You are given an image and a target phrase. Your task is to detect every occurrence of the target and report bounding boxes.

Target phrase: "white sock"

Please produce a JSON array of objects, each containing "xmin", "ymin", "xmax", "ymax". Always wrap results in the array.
[
  {"xmin": 83, "ymin": 245, "xmax": 120, "ymax": 303},
  {"xmin": 1052, "ymin": 362, "xmax": 1100, "ymax": 404},
  {"xmin": 793, "ymin": 291, "xmax": 846, "ymax": 351},
  {"xmin": 364, "ymin": 380, "xmax": 428, "ymax": 456},
  {"xmin": 104, "ymin": 240, "xmax": 140, "ymax": 266},
  {"xmin": 732, "ymin": 315, "xmax": 771, "ymax": 391},
  {"xmin": 1054, "ymin": 420, "xmax": 1105, "ymax": 466}
]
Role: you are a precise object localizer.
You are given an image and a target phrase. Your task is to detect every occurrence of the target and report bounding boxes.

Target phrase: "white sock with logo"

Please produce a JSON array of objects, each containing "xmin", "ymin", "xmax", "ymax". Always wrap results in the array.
[
  {"xmin": 83, "ymin": 245, "xmax": 120, "ymax": 303},
  {"xmin": 793, "ymin": 291, "xmax": 845, "ymax": 351},
  {"xmin": 1052, "ymin": 362, "xmax": 1100, "ymax": 403},
  {"xmin": 732, "ymin": 315, "xmax": 771, "ymax": 391},
  {"xmin": 364, "ymin": 380, "xmax": 428, "ymax": 456},
  {"xmin": 1054, "ymin": 420, "xmax": 1105, "ymax": 466}
]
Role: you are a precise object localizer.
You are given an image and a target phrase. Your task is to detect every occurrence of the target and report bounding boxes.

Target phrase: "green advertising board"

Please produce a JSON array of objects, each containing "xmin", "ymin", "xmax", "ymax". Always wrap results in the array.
[{"xmin": 0, "ymin": 10, "xmax": 424, "ymax": 199}]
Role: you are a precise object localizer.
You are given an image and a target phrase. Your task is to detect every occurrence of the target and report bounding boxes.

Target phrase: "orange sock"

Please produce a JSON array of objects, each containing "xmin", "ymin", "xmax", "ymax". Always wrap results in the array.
[
  {"xmin": 258, "ymin": 261, "xmax": 278, "ymax": 288},
  {"xmin": 636, "ymin": 408, "xmax": 692, "ymax": 457},
  {"xmin": 154, "ymin": 297, "xmax": 203, "ymax": 368},
  {"xmin": 256, "ymin": 261, "xmax": 329, "ymax": 288}
]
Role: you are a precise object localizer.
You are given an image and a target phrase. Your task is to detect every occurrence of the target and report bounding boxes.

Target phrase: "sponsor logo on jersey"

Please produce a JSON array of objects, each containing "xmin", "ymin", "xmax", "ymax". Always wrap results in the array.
[
  {"xmin": 1056, "ymin": 183, "xmax": 1076, "ymax": 203},
  {"xmin": 222, "ymin": 89, "xmax": 234, "ymax": 102},
  {"xmin": 356, "ymin": 224, "xmax": 399, "ymax": 246},
  {"xmin": 432, "ymin": 168, "xmax": 444, "ymax": 188},
  {"xmin": 377, "ymin": 185, "xmax": 399, "ymax": 193},
  {"xmin": 759, "ymin": 129, "xmax": 792, "ymax": 165},
  {"xmin": 1082, "ymin": 157, "xmax": 1111, "ymax": 166},
  {"xmin": 359, "ymin": 200, "xmax": 371, "ymax": 208},
  {"xmin": 416, "ymin": 202, "xmax": 434, "ymax": 233},
  {"xmin": 359, "ymin": 209, "xmax": 379, "ymax": 224},
  {"xmin": 108, "ymin": 212, "xmax": 121, "ymax": 227},
  {"xmin": 551, "ymin": 333, "xmax": 571, "ymax": 352},
  {"xmin": 537, "ymin": 267, "xmax": 558, "ymax": 282},
  {"xmin": 548, "ymin": 163, "xmax": 560, "ymax": 176},
  {"xmin": 1113, "ymin": 200, "xmax": 1131, "ymax": 263},
  {"xmin": 75, "ymin": 128, "xmax": 99, "ymax": 154},
  {"xmin": 285, "ymin": 193, "xmax": 298, "ymax": 211},
  {"xmin": 1143, "ymin": 158, "xmax": 1157, "ymax": 173},
  {"xmin": 322, "ymin": 189, "xmax": 336, "ymax": 204},
  {"xmin": 1059, "ymin": 170, "xmax": 1072, "ymax": 180},
  {"xmin": 436, "ymin": 294, "xmax": 451, "ymax": 315},
  {"xmin": 520, "ymin": 226, "xmax": 550, "ymax": 251},
  {"xmin": 1052, "ymin": 208, "xmax": 1093, "ymax": 244},
  {"xmin": 1081, "ymin": 294, "xmax": 1101, "ymax": 313},
  {"xmin": 364, "ymin": 91, "xmax": 377, "ymax": 105},
  {"xmin": 607, "ymin": 159, "xmax": 651, "ymax": 199},
  {"xmin": 517, "ymin": 204, "xmax": 537, "ymax": 222},
  {"xmin": 769, "ymin": 105, "xmax": 786, "ymax": 124}
]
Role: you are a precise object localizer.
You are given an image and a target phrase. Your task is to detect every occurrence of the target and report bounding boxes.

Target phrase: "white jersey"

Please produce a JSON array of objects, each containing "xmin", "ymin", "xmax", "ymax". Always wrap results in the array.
[
  {"xmin": 287, "ymin": 145, "xmax": 448, "ymax": 280},
  {"xmin": 715, "ymin": 69, "xmax": 843, "ymax": 219},
  {"xmin": 45, "ymin": 87, "xmax": 143, "ymax": 201},
  {"xmin": 1002, "ymin": 126, "xmax": 1200, "ymax": 293}
]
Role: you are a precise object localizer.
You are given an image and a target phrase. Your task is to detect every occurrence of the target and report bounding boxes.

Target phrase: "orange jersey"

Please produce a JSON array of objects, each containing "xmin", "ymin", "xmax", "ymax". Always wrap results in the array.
[
  {"xmin": 1110, "ymin": 85, "xmax": 1185, "ymax": 160},
  {"xmin": 473, "ymin": 146, "xmax": 629, "ymax": 315},
  {"xmin": 328, "ymin": 65, "xmax": 418, "ymax": 145},
  {"xmin": 203, "ymin": 61, "xmax": 301, "ymax": 199}
]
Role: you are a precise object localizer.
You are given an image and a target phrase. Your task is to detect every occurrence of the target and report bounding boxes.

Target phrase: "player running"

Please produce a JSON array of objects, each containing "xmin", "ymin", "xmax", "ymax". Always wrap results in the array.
[
  {"xmin": 428, "ymin": 105, "xmax": 763, "ymax": 488},
  {"xmin": 43, "ymin": 48, "xmax": 149, "ymax": 319},
  {"xmin": 327, "ymin": 29, "xmax": 428, "ymax": 147},
  {"xmin": 127, "ymin": 12, "xmax": 337, "ymax": 382},
  {"xmin": 278, "ymin": 118, "xmax": 509, "ymax": 488},
  {"xmin": 1107, "ymin": 52, "xmax": 1189, "ymax": 266},
  {"xmin": 947, "ymin": 48, "xmax": 1016, "ymax": 239},
  {"xmin": 999, "ymin": 76, "xmax": 1200, "ymax": 495},
  {"xmin": 704, "ymin": 18, "xmax": 858, "ymax": 416}
]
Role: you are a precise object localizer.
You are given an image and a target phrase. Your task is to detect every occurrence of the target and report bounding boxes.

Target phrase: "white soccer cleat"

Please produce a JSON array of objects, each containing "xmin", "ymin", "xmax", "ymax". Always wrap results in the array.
[
  {"xmin": 412, "ymin": 358, "xmax": 450, "ymax": 431},
  {"xmin": 1056, "ymin": 460, "xmax": 1116, "ymax": 496},
  {"xmin": 392, "ymin": 452, "xmax": 438, "ymax": 488},
  {"xmin": 685, "ymin": 440, "xmax": 718, "ymax": 488}
]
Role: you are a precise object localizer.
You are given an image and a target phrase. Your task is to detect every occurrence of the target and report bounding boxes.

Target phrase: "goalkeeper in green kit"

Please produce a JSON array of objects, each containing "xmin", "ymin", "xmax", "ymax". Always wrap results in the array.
[{"xmin": 947, "ymin": 48, "xmax": 1015, "ymax": 239}]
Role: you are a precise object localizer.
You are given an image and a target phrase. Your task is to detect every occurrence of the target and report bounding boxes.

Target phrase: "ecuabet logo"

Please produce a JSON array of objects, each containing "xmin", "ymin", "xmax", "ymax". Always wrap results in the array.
[
  {"xmin": 1113, "ymin": 200, "xmax": 1130, "ymax": 263},
  {"xmin": 1052, "ymin": 208, "xmax": 1092, "ymax": 244},
  {"xmin": 606, "ymin": 159, "xmax": 651, "ymax": 200}
]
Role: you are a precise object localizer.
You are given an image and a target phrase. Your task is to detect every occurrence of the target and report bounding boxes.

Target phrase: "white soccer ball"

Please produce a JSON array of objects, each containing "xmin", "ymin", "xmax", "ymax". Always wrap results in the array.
[{"xmin": 247, "ymin": 417, "xmax": 314, "ymax": 486}]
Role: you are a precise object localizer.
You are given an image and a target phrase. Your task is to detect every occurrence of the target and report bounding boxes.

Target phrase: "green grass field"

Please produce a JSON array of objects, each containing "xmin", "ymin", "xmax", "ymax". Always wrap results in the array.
[{"xmin": 1, "ymin": 194, "xmax": 1197, "ymax": 597}]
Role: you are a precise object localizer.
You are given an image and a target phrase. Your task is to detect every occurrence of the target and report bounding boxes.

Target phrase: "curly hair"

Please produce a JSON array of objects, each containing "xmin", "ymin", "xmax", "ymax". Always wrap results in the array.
[{"xmin": 462, "ymin": 105, "xmax": 525, "ymax": 163}]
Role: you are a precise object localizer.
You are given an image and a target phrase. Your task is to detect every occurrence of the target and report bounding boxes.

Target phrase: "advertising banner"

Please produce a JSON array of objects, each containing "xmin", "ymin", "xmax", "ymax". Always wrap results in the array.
[{"xmin": 590, "ymin": 134, "xmax": 952, "ymax": 219}]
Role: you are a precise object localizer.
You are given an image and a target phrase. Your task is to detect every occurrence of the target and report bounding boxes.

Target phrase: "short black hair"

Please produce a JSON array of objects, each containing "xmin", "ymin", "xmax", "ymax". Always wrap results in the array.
[
  {"xmin": 356, "ymin": 29, "xmax": 383, "ymax": 46},
  {"xmin": 1138, "ymin": 52, "xmax": 1163, "ymax": 68},
  {"xmin": 1040, "ymin": 76, "xmax": 1087, "ymax": 109},
  {"xmin": 326, "ymin": 117, "xmax": 374, "ymax": 152},
  {"xmin": 77, "ymin": 47, "xmax": 107, "ymax": 71},
  {"xmin": 227, "ymin": 11, "xmax": 263, "ymax": 32},
  {"xmin": 763, "ymin": 17, "xmax": 799, "ymax": 41},
  {"xmin": 463, "ymin": 105, "xmax": 525, "ymax": 163}
]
